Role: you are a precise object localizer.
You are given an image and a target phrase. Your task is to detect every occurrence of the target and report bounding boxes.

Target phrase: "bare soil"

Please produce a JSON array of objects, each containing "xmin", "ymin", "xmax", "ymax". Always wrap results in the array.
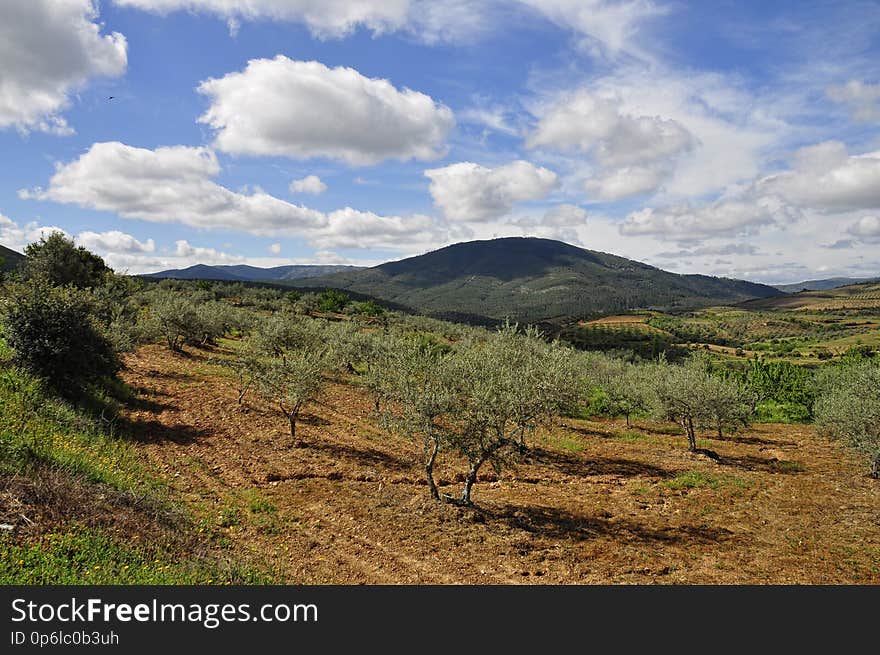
[{"xmin": 117, "ymin": 343, "xmax": 880, "ymax": 584}]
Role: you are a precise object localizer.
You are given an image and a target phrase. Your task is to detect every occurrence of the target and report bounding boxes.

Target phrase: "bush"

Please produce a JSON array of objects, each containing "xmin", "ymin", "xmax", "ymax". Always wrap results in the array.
[
  {"xmin": 318, "ymin": 289, "xmax": 350, "ymax": 313},
  {"xmin": 351, "ymin": 300, "xmax": 385, "ymax": 317},
  {"xmin": 1, "ymin": 281, "xmax": 119, "ymax": 393}
]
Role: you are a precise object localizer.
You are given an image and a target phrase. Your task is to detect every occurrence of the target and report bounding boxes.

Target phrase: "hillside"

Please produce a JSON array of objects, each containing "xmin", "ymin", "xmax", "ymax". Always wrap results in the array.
[
  {"xmin": 297, "ymin": 237, "xmax": 782, "ymax": 322},
  {"xmin": 742, "ymin": 281, "xmax": 880, "ymax": 312},
  {"xmin": 774, "ymin": 276, "xmax": 880, "ymax": 293},
  {"xmin": 145, "ymin": 263, "xmax": 359, "ymax": 282},
  {"xmin": 0, "ymin": 244, "xmax": 24, "ymax": 272}
]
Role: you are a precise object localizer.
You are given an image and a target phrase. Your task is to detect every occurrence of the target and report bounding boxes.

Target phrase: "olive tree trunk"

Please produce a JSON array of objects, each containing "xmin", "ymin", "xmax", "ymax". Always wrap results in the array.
[{"xmin": 424, "ymin": 437, "xmax": 440, "ymax": 501}]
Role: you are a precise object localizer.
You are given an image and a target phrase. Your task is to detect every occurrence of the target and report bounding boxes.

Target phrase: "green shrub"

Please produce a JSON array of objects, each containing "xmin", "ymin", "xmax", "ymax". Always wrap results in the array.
[
  {"xmin": 24, "ymin": 233, "xmax": 110, "ymax": 289},
  {"xmin": 318, "ymin": 289, "xmax": 350, "ymax": 313},
  {"xmin": 1, "ymin": 281, "xmax": 119, "ymax": 393}
]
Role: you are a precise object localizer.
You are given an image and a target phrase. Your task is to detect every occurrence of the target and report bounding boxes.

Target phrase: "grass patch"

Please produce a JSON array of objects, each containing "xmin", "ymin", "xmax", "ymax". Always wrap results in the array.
[
  {"xmin": 0, "ymin": 527, "xmax": 267, "ymax": 585},
  {"xmin": 245, "ymin": 490, "xmax": 277, "ymax": 515},
  {"xmin": 663, "ymin": 471, "xmax": 719, "ymax": 490},
  {"xmin": 754, "ymin": 400, "xmax": 812, "ymax": 424},
  {"xmin": 614, "ymin": 430, "xmax": 656, "ymax": 445},
  {"xmin": 0, "ymin": 365, "xmax": 152, "ymax": 494},
  {"xmin": 770, "ymin": 460, "xmax": 806, "ymax": 474},
  {"xmin": 548, "ymin": 433, "xmax": 584, "ymax": 454}
]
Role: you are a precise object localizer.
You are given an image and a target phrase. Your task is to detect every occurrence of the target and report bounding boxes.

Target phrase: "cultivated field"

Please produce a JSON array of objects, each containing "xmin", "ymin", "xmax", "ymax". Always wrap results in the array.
[{"xmin": 105, "ymin": 342, "xmax": 879, "ymax": 584}]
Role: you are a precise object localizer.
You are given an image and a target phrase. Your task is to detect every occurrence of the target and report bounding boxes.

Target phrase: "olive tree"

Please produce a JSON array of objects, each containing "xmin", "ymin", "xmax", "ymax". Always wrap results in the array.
[
  {"xmin": 599, "ymin": 359, "xmax": 658, "ymax": 427},
  {"xmin": 379, "ymin": 335, "xmax": 458, "ymax": 500},
  {"xmin": 253, "ymin": 349, "xmax": 326, "ymax": 445},
  {"xmin": 446, "ymin": 324, "xmax": 580, "ymax": 505},
  {"xmin": 251, "ymin": 311, "xmax": 326, "ymax": 360},
  {"xmin": 703, "ymin": 373, "xmax": 754, "ymax": 439},
  {"xmin": 814, "ymin": 361, "xmax": 880, "ymax": 478},
  {"xmin": 654, "ymin": 353, "xmax": 752, "ymax": 451},
  {"xmin": 654, "ymin": 358, "xmax": 706, "ymax": 451},
  {"xmin": 147, "ymin": 289, "xmax": 200, "ymax": 351}
]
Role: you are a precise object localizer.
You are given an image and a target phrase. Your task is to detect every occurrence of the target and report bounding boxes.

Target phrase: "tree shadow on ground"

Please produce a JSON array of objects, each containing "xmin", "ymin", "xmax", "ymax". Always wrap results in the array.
[
  {"xmin": 710, "ymin": 433, "xmax": 798, "ymax": 448},
  {"xmin": 721, "ymin": 453, "xmax": 805, "ymax": 474},
  {"xmin": 118, "ymin": 416, "xmax": 213, "ymax": 445},
  {"xmin": 480, "ymin": 502, "xmax": 733, "ymax": 545},
  {"xmin": 298, "ymin": 413, "xmax": 331, "ymax": 427},
  {"xmin": 526, "ymin": 446, "xmax": 674, "ymax": 479},
  {"xmin": 142, "ymin": 369, "xmax": 194, "ymax": 383},
  {"xmin": 124, "ymin": 392, "xmax": 173, "ymax": 414},
  {"xmin": 301, "ymin": 438, "xmax": 416, "ymax": 474},
  {"xmin": 559, "ymin": 423, "xmax": 613, "ymax": 439}
]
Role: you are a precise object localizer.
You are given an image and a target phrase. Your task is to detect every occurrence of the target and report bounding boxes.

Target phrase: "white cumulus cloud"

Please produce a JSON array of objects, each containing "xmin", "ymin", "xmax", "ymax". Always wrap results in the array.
[
  {"xmin": 0, "ymin": 214, "xmax": 68, "ymax": 252},
  {"xmin": 848, "ymin": 215, "xmax": 880, "ymax": 238},
  {"xmin": 516, "ymin": 0, "xmax": 666, "ymax": 58},
  {"xmin": 0, "ymin": 0, "xmax": 127, "ymax": 134},
  {"xmin": 620, "ymin": 197, "xmax": 788, "ymax": 239},
  {"xmin": 290, "ymin": 175, "xmax": 327, "ymax": 195},
  {"xmin": 425, "ymin": 160, "xmax": 558, "ymax": 222},
  {"xmin": 22, "ymin": 141, "xmax": 446, "ymax": 251},
  {"xmin": 541, "ymin": 204, "xmax": 588, "ymax": 227},
  {"xmin": 584, "ymin": 165, "xmax": 669, "ymax": 201},
  {"xmin": 760, "ymin": 141, "xmax": 880, "ymax": 213},
  {"xmin": 528, "ymin": 90, "xmax": 694, "ymax": 167},
  {"xmin": 77, "ymin": 230, "xmax": 155, "ymax": 253},
  {"xmin": 197, "ymin": 57, "xmax": 454, "ymax": 165}
]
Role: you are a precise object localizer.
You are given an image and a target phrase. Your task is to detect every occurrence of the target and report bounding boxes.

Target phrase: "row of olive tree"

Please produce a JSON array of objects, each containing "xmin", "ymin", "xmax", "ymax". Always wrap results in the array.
[{"xmin": 814, "ymin": 360, "xmax": 880, "ymax": 478}]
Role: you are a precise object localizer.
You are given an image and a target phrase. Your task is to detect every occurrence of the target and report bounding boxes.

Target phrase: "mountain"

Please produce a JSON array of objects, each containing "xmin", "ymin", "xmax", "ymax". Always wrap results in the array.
[
  {"xmin": 144, "ymin": 263, "xmax": 360, "ymax": 282},
  {"xmin": 0, "ymin": 244, "xmax": 25, "ymax": 272},
  {"xmin": 773, "ymin": 276, "xmax": 880, "ymax": 293},
  {"xmin": 295, "ymin": 237, "xmax": 782, "ymax": 323}
]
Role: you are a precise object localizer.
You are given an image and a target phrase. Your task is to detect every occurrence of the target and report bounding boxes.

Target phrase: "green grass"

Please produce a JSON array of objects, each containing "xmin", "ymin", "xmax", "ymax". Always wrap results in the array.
[
  {"xmin": 663, "ymin": 471, "xmax": 719, "ymax": 490},
  {"xmin": 614, "ymin": 429, "xmax": 656, "ymax": 445},
  {"xmin": 0, "ymin": 354, "xmax": 273, "ymax": 584},
  {"xmin": 0, "ymin": 527, "xmax": 268, "ymax": 585},
  {"xmin": 754, "ymin": 400, "xmax": 812, "ymax": 424},
  {"xmin": 663, "ymin": 470, "xmax": 751, "ymax": 491},
  {"xmin": 548, "ymin": 433, "xmax": 585, "ymax": 453},
  {"xmin": 0, "ymin": 365, "xmax": 150, "ymax": 494}
]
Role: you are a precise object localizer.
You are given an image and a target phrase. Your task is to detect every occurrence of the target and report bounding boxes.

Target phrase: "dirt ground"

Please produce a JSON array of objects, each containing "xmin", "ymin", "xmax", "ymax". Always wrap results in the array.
[{"xmin": 118, "ymin": 343, "xmax": 880, "ymax": 584}]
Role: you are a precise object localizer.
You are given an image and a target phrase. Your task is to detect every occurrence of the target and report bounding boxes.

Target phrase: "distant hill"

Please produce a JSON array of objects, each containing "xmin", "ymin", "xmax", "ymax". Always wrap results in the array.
[
  {"xmin": 295, "ymin": 237, "xmax": 782, "ymax": 323},
  {"xmin": 0, "ymin": 244, "xmax": 25, "ymax": 273},
  {"xmin": 773, "ymin": 276, "xmax": 880, "ymax": 293},
  {"xmin": 144, "ymin": 263, "xmax": 360, "ymax": 282},
  {"xmin": 742, "ymin": 281, "xmax": 880, "ymax": 312}
]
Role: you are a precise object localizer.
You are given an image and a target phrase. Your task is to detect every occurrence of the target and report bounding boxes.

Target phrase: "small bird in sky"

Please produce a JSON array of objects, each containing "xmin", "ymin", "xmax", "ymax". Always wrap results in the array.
[{"xmin": 108, "ymin": 96, "xmax": 115, "ymax": 100}]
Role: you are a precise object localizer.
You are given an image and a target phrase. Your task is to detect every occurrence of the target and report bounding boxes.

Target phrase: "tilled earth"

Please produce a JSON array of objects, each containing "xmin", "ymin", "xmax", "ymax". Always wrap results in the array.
[{"xmin": 118, "ymin": 344, "xmax": 880, "ymax": 584}]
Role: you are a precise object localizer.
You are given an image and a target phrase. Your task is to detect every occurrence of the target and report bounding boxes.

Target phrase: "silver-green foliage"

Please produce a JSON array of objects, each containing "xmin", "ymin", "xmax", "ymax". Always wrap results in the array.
[
  {"xmin": 654, "ymin": 352, "xmax": 753, "ymax": 450},
  {"xmin": 253, "ymin": 349, "xmax": 326, "ymax": 444},
  {"xmin": 378, "ymin": 334, "xmax": 458, "ymax": 500},
  {"xmin": 597, "ymin": 357, "xmax": 659, "ymax": 427},
  {"xmin": 814, "ymin": 361, "xmax": 880, "ymax": 477},
  {"xmin": 380, "ymin": 322, "xmax": 581, "ymax": 504}
]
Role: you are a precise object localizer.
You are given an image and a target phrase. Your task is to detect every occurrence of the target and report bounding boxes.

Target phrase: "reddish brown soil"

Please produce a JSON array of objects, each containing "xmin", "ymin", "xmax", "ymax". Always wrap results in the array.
[{"xmin": 118, "ymin": 344, "xmax": 880, "ymax": 584}]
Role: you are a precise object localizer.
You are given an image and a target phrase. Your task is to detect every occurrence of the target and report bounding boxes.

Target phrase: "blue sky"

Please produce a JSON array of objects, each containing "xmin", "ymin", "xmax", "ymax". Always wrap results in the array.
[{"xmin": 1, "ymin": 1, "xmax": 879, "ymax": 283}]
